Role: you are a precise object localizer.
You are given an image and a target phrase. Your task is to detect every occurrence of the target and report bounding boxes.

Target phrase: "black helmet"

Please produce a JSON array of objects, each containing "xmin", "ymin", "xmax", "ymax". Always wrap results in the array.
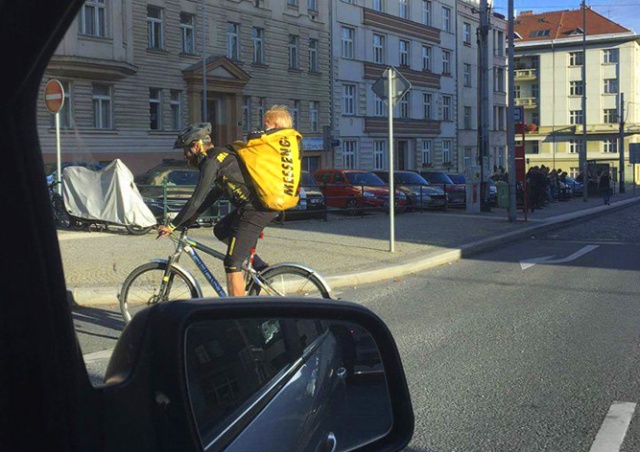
[{"xmin": 173, "ymin": 122, "xmax": 212, "ymax": 148}]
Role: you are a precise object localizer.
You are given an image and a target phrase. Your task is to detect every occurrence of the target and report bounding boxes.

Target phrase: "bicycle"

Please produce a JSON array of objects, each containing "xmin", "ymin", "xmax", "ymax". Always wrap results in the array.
[
  {"xmin": 119, "ymin": 227, "xmax": 332, "ymax": 323},
  {"xmin": 49, "ymin": 180, "xmax": 73, "ymax": 229}
]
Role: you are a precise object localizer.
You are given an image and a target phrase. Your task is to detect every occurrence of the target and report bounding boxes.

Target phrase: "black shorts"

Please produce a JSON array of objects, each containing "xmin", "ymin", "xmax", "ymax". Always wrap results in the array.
[{"xmin": 213, "ymin": 206, "xmax": 278, "ymax": 273}]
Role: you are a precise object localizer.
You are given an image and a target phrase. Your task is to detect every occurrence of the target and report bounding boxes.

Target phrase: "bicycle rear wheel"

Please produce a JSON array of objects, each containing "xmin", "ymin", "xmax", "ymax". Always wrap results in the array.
[
  {"xmin": 119, "ymin": 261, "xmax": 199, "ymax": 323},
  {"xmin": 52, "ymin": 195, "xmax": 71, "ymax": 229},
  {"xmin": 247, "ymin": 264, "xmax": 331, "ymax": 299}
]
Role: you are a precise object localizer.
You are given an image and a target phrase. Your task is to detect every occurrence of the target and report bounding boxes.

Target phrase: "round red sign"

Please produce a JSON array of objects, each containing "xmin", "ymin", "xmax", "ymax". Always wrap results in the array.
[{"xmin": 44, "ymin": 79, "xmax": 65, "ymax": 114}]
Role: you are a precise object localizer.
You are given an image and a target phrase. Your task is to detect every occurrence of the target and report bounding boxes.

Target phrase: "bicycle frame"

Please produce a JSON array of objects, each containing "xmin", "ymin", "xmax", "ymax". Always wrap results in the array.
[{"xmin": 161, "ymin": 230, "xmax": 282, "ymax": 299}]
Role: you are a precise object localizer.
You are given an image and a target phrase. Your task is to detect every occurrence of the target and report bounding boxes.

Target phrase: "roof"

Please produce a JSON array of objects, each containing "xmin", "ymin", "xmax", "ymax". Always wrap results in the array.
[{"xmin": 514, "ymin": 8, "xmax": 630, "ymax": 42}]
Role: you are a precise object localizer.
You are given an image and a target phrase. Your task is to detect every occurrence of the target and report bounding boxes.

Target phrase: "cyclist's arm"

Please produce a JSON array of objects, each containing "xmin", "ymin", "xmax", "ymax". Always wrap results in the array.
[{"xmin": 168, "ymin": 157, "xmax": 221, "ymax": 229}]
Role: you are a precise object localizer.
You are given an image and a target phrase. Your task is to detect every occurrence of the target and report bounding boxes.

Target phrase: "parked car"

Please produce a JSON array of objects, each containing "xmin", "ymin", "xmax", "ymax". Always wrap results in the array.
[
  {"xmin": 414, "ymin": 170, "xmax": 466, "ymax": 207},
  {"xmin": 134, "ymin": 159, "xmax": 224, "ymax": 224},
  {"xmin": 313, "ymin": 169, "xmax": 407, "ymax": 214},
  {"xmin": 450, "ymin": 174, "xmax": 497, "ymax": 206},
  {"xmin": 284, "ymin": 171, "xmax": 325, "ymax": 219},
  {"xmin": 564, "ymin": 176, "xmax": 584, "ymax": 197},
  {"xmin": 372, "ymin": 170, "xmax": 446, "ymax": 210}
]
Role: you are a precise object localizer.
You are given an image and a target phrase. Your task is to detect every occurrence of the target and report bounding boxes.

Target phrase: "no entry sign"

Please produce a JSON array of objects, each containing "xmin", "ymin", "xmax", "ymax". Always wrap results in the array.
[{"xmin": 44, "ymin": 79, "xmax": 65, "ymax": 114}]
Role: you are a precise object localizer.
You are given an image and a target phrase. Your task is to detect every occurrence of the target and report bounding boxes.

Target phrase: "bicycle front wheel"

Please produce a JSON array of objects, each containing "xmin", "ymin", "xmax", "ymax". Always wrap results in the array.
[
  {"xmin": 119, "ymin": 261, "xmax": 199, "ymax": 323},
  {"xmin": 248, "ymin": 265, "xmax": 331, "ymax": 299}
]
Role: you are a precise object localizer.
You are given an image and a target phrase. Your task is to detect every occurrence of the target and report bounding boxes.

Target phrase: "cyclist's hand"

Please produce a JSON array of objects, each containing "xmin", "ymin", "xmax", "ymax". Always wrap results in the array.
[{"xmin": 157, "ymin": 224, "xmax": 173, "ymax": 239}]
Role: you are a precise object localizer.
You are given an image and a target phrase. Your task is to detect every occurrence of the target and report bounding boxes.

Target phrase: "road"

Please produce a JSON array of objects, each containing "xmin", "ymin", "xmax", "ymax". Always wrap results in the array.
[{"xmin": 74, "ymin": 204, "xmax": 640, "ymax": 450}]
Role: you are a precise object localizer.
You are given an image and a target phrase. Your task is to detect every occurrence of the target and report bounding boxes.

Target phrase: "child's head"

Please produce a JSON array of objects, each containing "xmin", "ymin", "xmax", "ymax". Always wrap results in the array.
[{"xmin": 264, "ymin": 105, "xmax": 293, "ymax": 130}]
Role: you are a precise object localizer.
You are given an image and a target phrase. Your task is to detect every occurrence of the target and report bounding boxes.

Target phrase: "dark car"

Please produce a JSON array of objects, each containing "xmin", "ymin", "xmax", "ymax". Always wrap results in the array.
[
  {"xmin": 450, "ymin": 174, "xmax": 497, "ymax": 206},
  {"xmin": 135, "ymin": 159, "xmax": 226, "ymax": 224},
  {"xmin": 313, "ymin": 169, "xmax": 407, "ymax": 214},
  {"xmin": 372, "ymin": 170, "xmax": 446, "ymax": 210},
  {"xmin": 415, "ymin": 170, "xmax": 466, "ymax": 207},
  {"xmin": 3, "ymin": 3, "xmax": 415, "ymax": 450}
]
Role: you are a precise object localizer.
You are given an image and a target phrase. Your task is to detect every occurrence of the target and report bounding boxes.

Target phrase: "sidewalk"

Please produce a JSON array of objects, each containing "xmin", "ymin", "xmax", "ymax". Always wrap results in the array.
[{"xmin": 59, "ymin": 189, "xmax": 640, "ymax": 306}]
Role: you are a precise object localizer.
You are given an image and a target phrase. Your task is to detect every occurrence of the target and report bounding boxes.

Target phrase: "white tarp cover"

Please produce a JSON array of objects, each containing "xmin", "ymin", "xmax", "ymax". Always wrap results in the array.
[{"xmin": 63, "ymin": 159, "xmax": 157, "ymax": 227}]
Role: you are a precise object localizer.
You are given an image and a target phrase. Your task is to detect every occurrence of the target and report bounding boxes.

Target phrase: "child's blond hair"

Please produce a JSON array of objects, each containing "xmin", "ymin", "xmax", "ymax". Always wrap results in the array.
[{"xmin": 264, "ymin": 105, "xmax": 293, "ymax": 129}]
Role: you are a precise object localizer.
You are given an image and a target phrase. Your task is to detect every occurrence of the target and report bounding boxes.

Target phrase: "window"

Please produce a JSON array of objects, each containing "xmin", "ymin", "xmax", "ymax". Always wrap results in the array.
[
  {"xmin": 287, "ymin": 0, "xmax": 298, "ymax": 6},
  {"xmin": 290, "ymin": 100, "xmax": 299, "ymax": 128},
  {"xmin": 149, "ymin": 88, "xmax": 162, "ymax": 130},
  {"xmin": 170, "ymin": 90, "xmax": 182, "ymax": 130},
  {"xmin": 309, "ymin": 101, "xmax": 319, "ymax": 132},
  {"xmin": 227, "ymin": 23, "xmax": 240, "ymax": 60},
  {"xmin": 422, "ymin": 93, "xmax": 432, "ymax": 119},
  {"xmin": 375, "ymin": 96, "xmax": 385, "ymax": 117},
  {"xmin": 421, "ymin": 139, "xmax": 432, "ymax": 165},
  {"xmin": 399, "ymin": 0, "xmax": 408, "ymax": 19},
  {"xmin": 494, "ymin": 30, "xmax": 504, "ymax": 56},
  {"xmin": 288, "ymin": 35, "xmax": 299, "ymax": 68},
  {"xmin": 463, "ymin": 63, "xmax": 471, "ymax": 87},
  {"xmin": 373, "ymin": 34, "xmax": 385, "ymax": 64},
  {"xmin": 603, "ymin": 108, "xmax": 617, "ymax": 123},
  {"xmin": 514, "ymin": 84, "xmax": 520, "ymax": 98},
  {"xmin": 442, "ymin": 50, "xmax": 451, "ymax": 74},
  {"xmin": 464, "ymin": 106, "xmax": 472, "ymax": 129},
  {"xmin": 341, "ymin": 27, "xmax": 354, "ymax": 59},
  {"xmin": 569, "ymin": 51, "xmax": 583, "ymax": 66},
  {"xmin": 494, "ymin": 67, "xmax": 505, "ymax": 92},
  {"xmin": 342, "ymin": 140, "xmax": 357, "ymax": 168},
  {"xmin": 399, "ymin": 40, "xmax": 410, "ymax": 66},
  {"xmin": 442, "ymin": 6, "xmax": 451, "ymax": 32},
  {"xmin": 242, "ymin": 96, "xmax": 251, "ymax": 132},
  {"xmin": 442, "ymin": 95, "xmax": 451, "ymax": 121},
  {"xmin": 373, "ymin": 0, "xmax": 383, "ymax": 12},
  {"xmin": 570, "ymin": 110, "xmax": 583, "ymax": 125},
  {"xmin": 442, "ymin": 140, "xmax": 451, "ymax": 163},
  {"xmin": 147, "ymin": 6, "xmax": 164, "ymax": 49},
  {"xmin": 604, "ymin": 79, "xmax": 618, "ymax": 94},
  {"xmin": 257, "ymin": 98, "xmax": 266, "ymax": 129},
  {"xmin": 569, "ymin": 139, "xmax": 584, "ymax": 154},
  {"xmin": 570, "ymin": 80, "xmax": 583, "ymax": 96},
  {"xmin": 464, "ymin": 147, "xmax": 472, "ymax": 167},
  {"xmin": 421, "ymin": 45, "xmax": 431, "ymax": 70},
  {"xmin": 527, "ymin": 141, "xmax": 540, "ymax": 154},
  {"xmin": 252, "ymin": 28, "xmax": 265, "ymax": 64},
  {"xmin": 463, "ymin": 23, "xmax": 472, "ymax": 45},
  {"xmin": 180, "ymin": 13, "xmax": 195, "ymax": 54},
  {"xmin": 493, "ymin": 106, "xmax": 506, "ymax": 130},
  {"xmin": 603, "ymin": 49, "xmax": 618, "ymax": 64},
  {"xmin": 603, "ymin": 138, "xmax": 618, "ymax": 153},
  {"xmin": 343, "ymin": 84, "xmax": 356, "ymax": 116},
  {"xmin": 399, "ymin": 92, "xmax": 409, "ymax": 118},
  {"xmin": 92, "ymin": 83, "xmax": 112, "ymax": 129},
  {"xmin": 422, "ymin": 0, "xmax": 431, "ymax": 26},
  {"xmin": 308, "ymin": 0, "xmax": 318, "ymax": 11},
  {"xmin": 309, "ymin": 39, "xmax": 318, "ymax": 71},
  {"xmin": 81, "ymin": 0, "xmax": 107, "ymax": 37},
  {"xmin": 373, "ymin": 140, "xmax": 386, "ymax": 170}
]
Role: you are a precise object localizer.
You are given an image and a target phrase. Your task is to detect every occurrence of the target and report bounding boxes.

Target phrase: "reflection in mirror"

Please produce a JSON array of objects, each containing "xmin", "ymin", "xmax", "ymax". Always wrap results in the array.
[{"xmin": 185, "ymin": 318, "xmax": 392, "ymax": 451}]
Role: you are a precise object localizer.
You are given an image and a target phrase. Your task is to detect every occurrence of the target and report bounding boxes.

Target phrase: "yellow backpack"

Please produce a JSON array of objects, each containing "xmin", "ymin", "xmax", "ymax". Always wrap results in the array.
[{"xmin": 230, "ymin": 128, "xmax": 303, "ymax": 211}]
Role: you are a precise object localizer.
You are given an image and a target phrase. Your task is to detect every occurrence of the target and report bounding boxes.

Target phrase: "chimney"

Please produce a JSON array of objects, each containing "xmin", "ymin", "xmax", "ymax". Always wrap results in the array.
[{"xmin": 519, "ymin": 10, "xmax": 534, "ymax": 16}]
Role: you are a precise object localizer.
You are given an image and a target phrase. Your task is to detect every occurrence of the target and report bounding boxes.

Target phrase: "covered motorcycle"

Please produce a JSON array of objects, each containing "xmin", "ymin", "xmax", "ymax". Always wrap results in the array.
[{"xmin": 62, "ymin": 159, "xmax": 157, "ymax": 235}]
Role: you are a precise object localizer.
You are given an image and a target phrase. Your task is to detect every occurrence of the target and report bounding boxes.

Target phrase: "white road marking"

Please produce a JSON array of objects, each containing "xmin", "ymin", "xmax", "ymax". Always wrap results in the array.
[
  {"xmin": 83, "ymin": 348, "xmax": 113, "ymax": 364},
  {"xmin": 519, "ymin": 244, "xmax": 599, "ymax": 270},
  {"xmin": 589, "ymin": 401, "xmax": 636, "ymax": 452}
]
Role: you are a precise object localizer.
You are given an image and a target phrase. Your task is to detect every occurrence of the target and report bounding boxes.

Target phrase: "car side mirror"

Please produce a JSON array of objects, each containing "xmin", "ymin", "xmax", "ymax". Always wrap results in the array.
[{"xmin": 104, "ymin": 298, "xmax": 414, "ymax": 452}]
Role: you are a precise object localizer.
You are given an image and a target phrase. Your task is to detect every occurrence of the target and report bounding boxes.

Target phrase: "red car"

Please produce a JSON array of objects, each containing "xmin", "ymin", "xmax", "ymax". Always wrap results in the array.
[{"xmin": 313, "ymin": 169, "xmax": 407, "ymax": 214}]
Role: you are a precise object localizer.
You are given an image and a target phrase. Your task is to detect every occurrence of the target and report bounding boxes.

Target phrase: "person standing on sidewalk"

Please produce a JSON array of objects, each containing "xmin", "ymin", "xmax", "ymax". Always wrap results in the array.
[
  {"xmin": 598, "ymin": 170, "xmax": 611, "ymax": 205},
  {"xmin": 157, "ymin": 106, "xmax": 299, "ymax": 296}
]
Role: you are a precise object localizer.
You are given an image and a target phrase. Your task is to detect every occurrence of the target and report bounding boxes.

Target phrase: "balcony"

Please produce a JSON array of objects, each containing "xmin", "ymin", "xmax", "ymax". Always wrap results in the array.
[
  {"xmin": 515, "ymin": 68, "xmax": 538, "ymax": 81},
  {"xmin": 514, "ymin": 97, "xmax": 538, "ymax": 109}
]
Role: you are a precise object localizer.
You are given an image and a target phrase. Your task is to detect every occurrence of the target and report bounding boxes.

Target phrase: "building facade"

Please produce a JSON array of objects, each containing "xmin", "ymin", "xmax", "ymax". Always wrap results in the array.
[
  {"xmin": 514, "ymin": 7, "xmax": 640, "ymax": 184},
  {"xmin": 39, "ymin": 0, "xmax": 331, "ymax": 175}
]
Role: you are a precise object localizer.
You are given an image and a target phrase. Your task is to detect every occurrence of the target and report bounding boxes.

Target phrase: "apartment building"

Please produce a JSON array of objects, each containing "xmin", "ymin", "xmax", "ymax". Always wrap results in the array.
[
  {"xmin": 331, "ymin": 0, "xmax": 456, "ymax": 172},
  {"xmin": 38, "ymin": 0, "xmax": 331, "ymax": 175},
  {"xmin": 514, "ymin": 7, "xmax": 640, "ymax": 183},
  {"xmin": 456, "ymin": 0, "xmax": 507, "ymax": 174}
]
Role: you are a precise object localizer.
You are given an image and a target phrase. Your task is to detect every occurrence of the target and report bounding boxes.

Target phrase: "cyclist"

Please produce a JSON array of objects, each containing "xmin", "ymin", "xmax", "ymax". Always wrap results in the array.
[{"xmin": 157, "ymin": 106, "xmax": 295, "ymax": 296}]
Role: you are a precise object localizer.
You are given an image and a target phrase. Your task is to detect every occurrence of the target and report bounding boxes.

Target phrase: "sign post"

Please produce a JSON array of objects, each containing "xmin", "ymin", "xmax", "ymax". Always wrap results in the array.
[
  {"xmin": 371, "ymin": 67, "xmax": 411, "ymax": 252},
  {"xmin": 45, "ymin": 79, "xmax": 65, "ymax": 194}
]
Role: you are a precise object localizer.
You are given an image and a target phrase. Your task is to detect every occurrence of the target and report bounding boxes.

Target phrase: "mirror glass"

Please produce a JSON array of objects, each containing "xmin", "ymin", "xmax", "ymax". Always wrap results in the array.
[{"xmin": 185, "ymin": 317, "xmax": 392, "ymax": 451}]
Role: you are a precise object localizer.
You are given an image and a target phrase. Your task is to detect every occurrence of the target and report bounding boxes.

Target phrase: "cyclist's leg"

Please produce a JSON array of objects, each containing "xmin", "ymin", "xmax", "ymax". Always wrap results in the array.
[{"xmin": 216, "ymin": 207, "xmax": 277, "ymax": 295}]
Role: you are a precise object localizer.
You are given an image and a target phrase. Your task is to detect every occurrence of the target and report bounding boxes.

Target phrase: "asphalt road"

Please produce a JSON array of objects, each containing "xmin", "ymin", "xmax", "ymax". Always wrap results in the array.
[{"xmin": 74, "ymin": 204, "xmax": 640, "ymax": 450}]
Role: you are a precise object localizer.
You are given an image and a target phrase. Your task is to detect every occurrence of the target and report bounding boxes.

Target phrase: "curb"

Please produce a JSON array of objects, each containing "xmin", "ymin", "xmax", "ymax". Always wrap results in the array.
[{"xmin": 70, "ymin": 196, "xmax": 640, "ymax": 307}]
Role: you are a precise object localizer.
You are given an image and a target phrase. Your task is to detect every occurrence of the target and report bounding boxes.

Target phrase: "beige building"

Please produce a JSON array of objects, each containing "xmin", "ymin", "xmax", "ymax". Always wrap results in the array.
[
  {"xmin": 514, "ymin": 7, "xmax": 640, "ymax": 185},
  {"xmin": 38, "ymin": 0, "xmax": 331, "ymax": 175}
]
